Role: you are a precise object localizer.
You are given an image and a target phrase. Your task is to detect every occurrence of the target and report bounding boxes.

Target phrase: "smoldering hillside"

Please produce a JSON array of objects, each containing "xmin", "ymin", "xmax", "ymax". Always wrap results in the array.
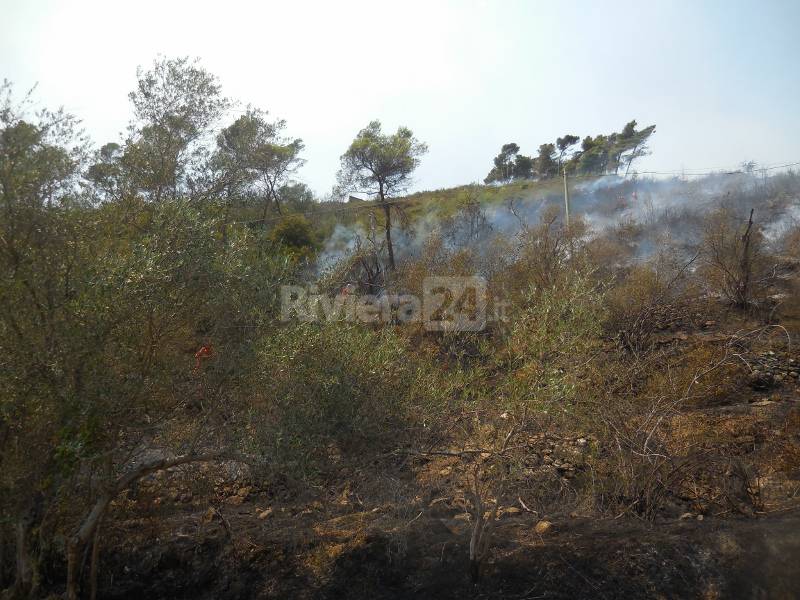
[{"xmin": 318, "ymin": 170, "xmax": 800, "ymax": 273}]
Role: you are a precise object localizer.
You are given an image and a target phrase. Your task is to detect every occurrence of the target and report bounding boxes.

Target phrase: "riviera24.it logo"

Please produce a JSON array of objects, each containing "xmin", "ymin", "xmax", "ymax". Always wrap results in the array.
[{"xmin": 281, "ymin": 276, "xmax": 496, "ymax": 331}]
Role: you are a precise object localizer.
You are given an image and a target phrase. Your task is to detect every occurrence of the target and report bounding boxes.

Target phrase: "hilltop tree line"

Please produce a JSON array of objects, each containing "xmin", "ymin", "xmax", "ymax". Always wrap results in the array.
[{"xmin": 484, "ymin": 120, "xmax": 656, "ymax": 184}]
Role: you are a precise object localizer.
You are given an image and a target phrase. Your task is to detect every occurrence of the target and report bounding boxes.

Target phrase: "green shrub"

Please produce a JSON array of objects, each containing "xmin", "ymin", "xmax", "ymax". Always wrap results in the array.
[{"xmin": 248, "ymin": 322, "xmax": 454, "ymax": 477}]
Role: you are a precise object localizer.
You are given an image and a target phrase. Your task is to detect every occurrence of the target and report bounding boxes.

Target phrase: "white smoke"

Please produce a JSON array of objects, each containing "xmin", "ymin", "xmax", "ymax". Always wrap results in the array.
[{"xmin": 316, "ymin": 170, "xmax": 800, "ymax": 269}]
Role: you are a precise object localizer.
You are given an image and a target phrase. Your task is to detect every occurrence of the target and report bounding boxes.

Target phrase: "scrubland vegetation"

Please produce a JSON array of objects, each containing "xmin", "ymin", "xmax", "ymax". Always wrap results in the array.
[{"xmin": 2, "ymin": 58, "xmax": 800, "ymax": 599}]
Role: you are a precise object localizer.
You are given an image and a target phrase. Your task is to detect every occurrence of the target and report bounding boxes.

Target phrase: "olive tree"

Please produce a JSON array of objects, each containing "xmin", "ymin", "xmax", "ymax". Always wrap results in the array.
[
  {"xmin": 87, "ymin": 57, "xmax": 230, "ymax": 204},
  {"xmin": 0, "ymin": 83, "xmax": 90, "ymax": 596},
  {"xmin": 0, "ymin": 82, "xmax": 287, "ymax": 598}
]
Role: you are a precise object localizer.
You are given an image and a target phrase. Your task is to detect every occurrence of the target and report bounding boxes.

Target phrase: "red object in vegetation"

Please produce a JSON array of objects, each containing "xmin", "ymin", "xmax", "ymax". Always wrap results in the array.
[{"xmin": 194, "ymin": 344, "xmax": 214, "ymax": 372}]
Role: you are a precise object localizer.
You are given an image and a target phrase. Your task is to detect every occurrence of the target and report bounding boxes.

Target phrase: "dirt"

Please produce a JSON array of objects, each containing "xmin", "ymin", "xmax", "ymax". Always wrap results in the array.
[
  {"xmin": 84, "ymin": 327, "xmax": 800, "ymax": 599},
  {"xmin": 97, "ymin": 504, "xmax": 800, "ymax": 599}
]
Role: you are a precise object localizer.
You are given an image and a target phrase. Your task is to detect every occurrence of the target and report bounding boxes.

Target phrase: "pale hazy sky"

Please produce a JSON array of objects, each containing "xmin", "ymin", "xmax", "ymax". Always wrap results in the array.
[{"xmin": 2, "ymin": 0, "xmax": 799, "ymax": 196}]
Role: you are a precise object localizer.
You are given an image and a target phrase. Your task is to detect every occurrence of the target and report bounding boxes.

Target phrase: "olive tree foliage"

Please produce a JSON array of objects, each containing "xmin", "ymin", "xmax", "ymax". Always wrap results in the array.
[
  {"xmin": 0, "ymin": 81, "xmax": 289, "ymax": 598},
  {"xmin": 337, "ymin": 120, "xmax": 428, "ymax": 270},
  {"xmin": 0, "ymin": 83, "xmax": 90, "ymax": 595},
  {"xmin": 250, "ymin": 324, "xmax": 435, "ymax": 478},
  {"xmin": 214, "ymin": 109, "xmax": 305, "ymax": 218},
  {"xmin": 87, "ymin": 57, "xmax": 231, "ymax": 204}
]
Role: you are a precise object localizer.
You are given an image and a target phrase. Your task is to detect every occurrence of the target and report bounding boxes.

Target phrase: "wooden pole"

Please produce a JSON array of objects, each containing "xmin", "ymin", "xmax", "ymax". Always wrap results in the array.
[{"xmin": 563, "ymin": 168, "xmax": 571, "ymax": 227}]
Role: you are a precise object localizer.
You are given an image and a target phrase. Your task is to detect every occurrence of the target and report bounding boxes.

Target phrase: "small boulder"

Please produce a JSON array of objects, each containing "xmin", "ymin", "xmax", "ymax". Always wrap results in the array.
[
  {"xmin": 751, "ymin": 399, "xmax": 774, "ymax": 407},
  {"xmin": 535, "ymin": 520, "xmax": 553, "ymax": 534}
]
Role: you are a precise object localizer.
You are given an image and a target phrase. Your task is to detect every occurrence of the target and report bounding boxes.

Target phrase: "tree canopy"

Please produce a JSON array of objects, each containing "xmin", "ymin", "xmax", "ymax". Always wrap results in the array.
[
  {"xmin": 337, "ymin": 120, "xmax": 428, "ymax": 269},
  {"xmin": 483, "ymin": 120, "xmax": 655, "ymax": 183}
]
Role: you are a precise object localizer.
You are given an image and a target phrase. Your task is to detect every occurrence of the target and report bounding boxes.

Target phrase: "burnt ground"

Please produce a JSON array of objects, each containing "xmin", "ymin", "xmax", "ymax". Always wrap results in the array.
[
  {"xmin": 82, "ymin": 322, "xmax": 800, "ymax": 599},
  {"xmin": 99, "ymin": 505, "xmax": 800, "ymax": 600}
]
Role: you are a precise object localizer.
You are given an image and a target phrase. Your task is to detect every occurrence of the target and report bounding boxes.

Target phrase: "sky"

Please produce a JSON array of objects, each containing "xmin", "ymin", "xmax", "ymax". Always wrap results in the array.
[{"xmin": 1, "ymin": 0, "xmax": 799, "ymax": 197}]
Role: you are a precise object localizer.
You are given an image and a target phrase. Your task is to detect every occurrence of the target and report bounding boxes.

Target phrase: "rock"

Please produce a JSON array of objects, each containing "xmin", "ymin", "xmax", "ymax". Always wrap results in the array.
[
  {"xmin": 697, "ymin": 514, "xmax": 704, "ymax": 521},
  {"xmin": 202, "ymin": 507, "xmax": 216, "ymax": 524},
  {"xmin": 680, "ymin": 512, "xmax": 695, "ymax": 520},
  {"xmin": 439, "ymin": 467, "xmax": 452, "ymax": 476},
  {"xmin": 258, "ymin": 508, "xmax": 273, "ymax": 520},
  {"xmin": 535, "ymin": 520, "xmax": 553, "ymax": 534},
  {"xmin": 237, "ymin": 486, "xmax": 251, "ymax": 498},
  {"xmin": 790, "ymin": 371, "xmax": 798, "ymax": 378}
]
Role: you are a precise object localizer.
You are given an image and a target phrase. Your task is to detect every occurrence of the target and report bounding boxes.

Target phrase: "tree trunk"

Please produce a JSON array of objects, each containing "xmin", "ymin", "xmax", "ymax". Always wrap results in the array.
[
  {"xmin": 0, "ymin": 524, "xmax": 6, "ymax": 590},
  {"xmin": 468, "ymin": 485, "xmax": 485, "ymax": 585},
  {"xmin": 66, "ymin": 451, "xmax": 243, "ymax": 599},
  {"xmin": 382, "ymin": 202, "xmax": 395, "ymax": 271},
  {"xmin": 469, "ymin": 558, "xmax": 481, "ymax": 584},
  {"xmin": 624, "ymin": 141, "xmax": 641, "ymax": 177},
  {"xmin": 468, "ymin": 514, "xmax": 483, "ymax": 584},
  {"xmin": 89, "ymin": 521, "xmax": 102, "ymax": 600},
  {"xmin": 221, "ymin": 199, "xmax": 230, "ymax": 246},
  {"xmin": 264, "ymin": 182, "xmax": 282, "ymax": 219},
  {"xmin": 261, "ymin": 194, "xmax": 270, "ymax": 227},
  {"xmin": 12, "ymin": 521, "xmax": 32, "ymax": 599},
  {"xmin": 65, "ymin": 536, "xmax": 82, "ymax": 600},
  {"xmin": 738, "ymin": 208, "xmax": 755, "ymax": 308}
]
